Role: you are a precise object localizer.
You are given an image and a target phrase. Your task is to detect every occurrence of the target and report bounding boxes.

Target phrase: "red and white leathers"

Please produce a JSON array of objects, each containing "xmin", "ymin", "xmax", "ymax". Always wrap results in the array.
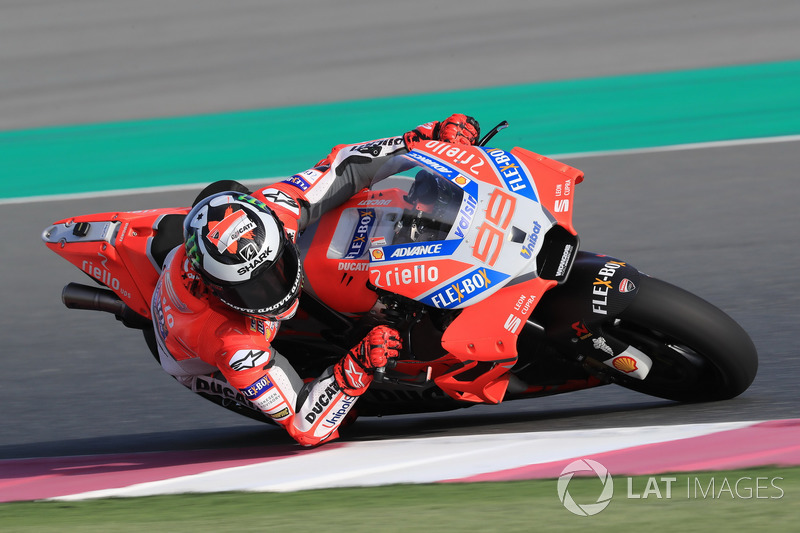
[{"xmin": 151, "ymin": 132, "xmax": 415, "ymax": 446}]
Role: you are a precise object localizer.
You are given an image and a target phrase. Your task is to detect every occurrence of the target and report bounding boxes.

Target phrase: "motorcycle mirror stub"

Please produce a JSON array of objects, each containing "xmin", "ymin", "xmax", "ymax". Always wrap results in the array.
[{"xmin": 477, "ymin": 120, "xmax": 509, "ymax": 147}]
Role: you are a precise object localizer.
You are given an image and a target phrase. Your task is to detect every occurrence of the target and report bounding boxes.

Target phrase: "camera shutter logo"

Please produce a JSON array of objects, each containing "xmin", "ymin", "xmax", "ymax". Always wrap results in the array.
[{"xmin": 557, "ymin": 459, "xmax": 614, "ymax": 516}]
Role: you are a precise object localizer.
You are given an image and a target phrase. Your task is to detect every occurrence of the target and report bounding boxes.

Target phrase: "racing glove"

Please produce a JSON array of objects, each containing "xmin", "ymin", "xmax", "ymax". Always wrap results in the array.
[
  {"xmin": 403, "ymin": 114, "xmax": 481, "ymax": 147},
  {"xmin": 334, "ymin": 326, "xmax": 402, "ymax": 396}
]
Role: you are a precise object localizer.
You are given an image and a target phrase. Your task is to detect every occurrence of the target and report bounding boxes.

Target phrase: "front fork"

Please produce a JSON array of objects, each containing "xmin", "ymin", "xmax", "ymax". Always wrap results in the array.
[{"xmin": 532, "ymin": 252, "xmax": 653, "ymax": 382}]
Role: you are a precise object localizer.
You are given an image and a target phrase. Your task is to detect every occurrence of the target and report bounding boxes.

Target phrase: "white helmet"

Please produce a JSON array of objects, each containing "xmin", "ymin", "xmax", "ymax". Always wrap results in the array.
[{"xmin": 183, "ymin": 192, "xmax": 301, "ymax": 319}]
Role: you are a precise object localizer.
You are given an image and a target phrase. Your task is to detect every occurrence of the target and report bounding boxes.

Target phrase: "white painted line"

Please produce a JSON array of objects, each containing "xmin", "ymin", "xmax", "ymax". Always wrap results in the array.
[
  {"xmin": 549, "ymin": 134, "xmax": 800, "ymax": 160},
  {"xmin": 0, "ymin": 178, "xmax": 276, "ymax": 206},
  {"xmin": 5, "ymin": 134, "xmax": 800, "ymax": 206},
  {"xmin": 53, "ymin": 420, "xmax": 756, "ymax": 501}
]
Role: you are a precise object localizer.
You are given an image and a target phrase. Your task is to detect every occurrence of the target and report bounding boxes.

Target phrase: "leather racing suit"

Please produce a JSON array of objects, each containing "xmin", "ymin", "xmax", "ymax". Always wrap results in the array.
[{"xmin": 151, "ymin": 134, "xmax": 411, "ymax": 446}]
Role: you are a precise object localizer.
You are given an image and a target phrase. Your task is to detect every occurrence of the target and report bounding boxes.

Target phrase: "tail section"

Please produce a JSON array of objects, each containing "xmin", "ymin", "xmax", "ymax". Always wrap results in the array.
[{"xmin": 42, "ymin": 208, "xmax": 188, "ymax": 319}]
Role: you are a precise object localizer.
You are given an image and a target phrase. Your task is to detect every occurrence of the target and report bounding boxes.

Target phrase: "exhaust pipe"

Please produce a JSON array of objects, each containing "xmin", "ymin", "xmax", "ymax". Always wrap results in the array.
[{"xmin": 62, "ymin": 282, "xmax": 151, "ymax": 329}]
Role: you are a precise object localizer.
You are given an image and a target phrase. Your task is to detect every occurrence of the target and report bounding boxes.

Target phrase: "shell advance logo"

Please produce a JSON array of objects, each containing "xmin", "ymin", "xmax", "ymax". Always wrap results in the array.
[
  {"xmin": 420, "ymin": 267, "xmax": 508, "ymax": 309},
  {"xmin": 374, "ymin": 239, "xmax": 461, "ymax": 262}
]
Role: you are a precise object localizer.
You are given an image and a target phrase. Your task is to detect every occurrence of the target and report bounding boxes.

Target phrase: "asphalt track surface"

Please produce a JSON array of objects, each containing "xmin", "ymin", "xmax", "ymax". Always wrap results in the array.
[{"xmin": 2, "ymin": 1, "xmax": 799, "ymax": 460}]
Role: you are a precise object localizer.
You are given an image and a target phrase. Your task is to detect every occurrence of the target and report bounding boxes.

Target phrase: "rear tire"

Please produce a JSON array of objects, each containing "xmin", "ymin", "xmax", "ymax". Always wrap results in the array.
[{"xmin": 603, "ymin": 276, "xmax": 758, "ymax": 402}]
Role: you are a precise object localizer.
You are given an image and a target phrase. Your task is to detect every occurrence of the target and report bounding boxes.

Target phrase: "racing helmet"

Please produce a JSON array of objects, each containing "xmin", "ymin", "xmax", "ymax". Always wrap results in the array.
[{"xmin": 183, "ymin": 192, "xmax": 302, "ymax": 319}]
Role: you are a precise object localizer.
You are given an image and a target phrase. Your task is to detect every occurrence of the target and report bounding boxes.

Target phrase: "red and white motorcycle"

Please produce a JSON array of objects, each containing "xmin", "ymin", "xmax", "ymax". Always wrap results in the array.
[{"xmin": 43, "ymin": 123, "xmax": 758, "ymax": 422}]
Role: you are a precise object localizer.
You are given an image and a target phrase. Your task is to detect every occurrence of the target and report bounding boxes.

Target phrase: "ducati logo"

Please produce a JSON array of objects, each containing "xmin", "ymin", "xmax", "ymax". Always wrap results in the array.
[{"xmin": 206, "ymin": 208, "xmax": 256, "ymax": 254}]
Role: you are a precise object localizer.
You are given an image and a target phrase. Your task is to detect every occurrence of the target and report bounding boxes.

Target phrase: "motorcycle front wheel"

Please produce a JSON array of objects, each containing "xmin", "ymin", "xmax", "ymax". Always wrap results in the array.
[{"xmin": 601, "ymin": 275, "xmax": 758, "ymax": 402}]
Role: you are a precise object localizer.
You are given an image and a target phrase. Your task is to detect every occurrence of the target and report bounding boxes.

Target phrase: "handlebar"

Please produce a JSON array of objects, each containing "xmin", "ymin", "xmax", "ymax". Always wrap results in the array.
[{"xmin": 372, "ymin": 358, "xmax": 397, "ymax": 382}]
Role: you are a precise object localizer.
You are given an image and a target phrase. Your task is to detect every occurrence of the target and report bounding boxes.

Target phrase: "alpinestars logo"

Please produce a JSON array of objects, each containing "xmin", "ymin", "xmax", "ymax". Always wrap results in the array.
[
  {"xmin": 262, "ymin": 190, "xmax": 300, "ymax": 212},
  {"xmin": 345, "ymin": 358, "xmax": 366, "ymax": 388},
  {"xmin": 229, "ymin": 349, "xmax": 269, "ymax": 371}
]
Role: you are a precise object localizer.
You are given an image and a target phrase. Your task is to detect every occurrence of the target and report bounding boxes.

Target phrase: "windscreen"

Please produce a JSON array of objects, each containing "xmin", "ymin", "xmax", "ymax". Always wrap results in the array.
[{"xmin": 371, "ymin": 154, "xmax": 465, "ymax": 245}]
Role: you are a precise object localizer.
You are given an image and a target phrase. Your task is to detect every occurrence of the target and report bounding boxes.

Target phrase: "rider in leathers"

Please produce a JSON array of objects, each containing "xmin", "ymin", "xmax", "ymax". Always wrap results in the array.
[{"xmin": 151, "ymin": 115, "xmax": 481, "ymax": 446}]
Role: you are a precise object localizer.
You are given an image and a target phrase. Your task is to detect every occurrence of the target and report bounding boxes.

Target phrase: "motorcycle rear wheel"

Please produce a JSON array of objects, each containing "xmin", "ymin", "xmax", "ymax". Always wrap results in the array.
[{"xmin": 603, "ymin": 275, "xmax": 758, "ymax": 402}]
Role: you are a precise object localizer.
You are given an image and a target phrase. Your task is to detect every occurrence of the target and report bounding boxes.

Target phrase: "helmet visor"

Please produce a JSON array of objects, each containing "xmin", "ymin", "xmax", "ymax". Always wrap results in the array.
[{"xmin": 211, "ymin": 241, "xmax": 302, "ymax": 316}]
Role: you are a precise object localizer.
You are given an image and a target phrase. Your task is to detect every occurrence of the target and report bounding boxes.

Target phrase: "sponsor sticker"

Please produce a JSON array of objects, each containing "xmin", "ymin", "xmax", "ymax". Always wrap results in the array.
[
  {"xmin": 241, "ymin": 376, "xmax": 274, "ymax": 400},
  {"xmin": 269, "ymin": 406, "xmax": 291, "ymax": 420},
  {"xmin": 284, "ymin": 175, "xmax": 310, "ymax": 191},
  {"xmin": 379, "ymin": 239, "xmax": 460, "ymax": 262},
  {"xmin": 611, "ymin": 355, "xmax": 639, "ymax": 373},
  {"xmin": 229, "ymin": 349, "xmax": 270, "ymax": 371},
  {"xmin": 206, "ymin": 209, "xmax": 256, "ymax": 254},
  {"xmin": 591, "ymin": 260, "xmax": 627, "ymax": 315},
  {"xmin": 344, "ymin": 209, "xmax": 376, "ymax": 259},
  {"xmin": 481, "ymin": 148, "xmax": 537, "ymax": 202},
  {"xmin": 420, "ymin": 267, "xmax": 509, "ymax": 309},
  {"xmin": 619, "ymin": 278, "xmax": 636, "ymax": 293},
  {"xmin": 284, "ymin": 168, "xmax": 323, "ymax": 191},
  {"xmin": 248, "ymin": 317, "xmax": 278, "ymax": 342},
  {"xmin": 405, "ymin": 151, "xmax": 459, "ymax": 179}
]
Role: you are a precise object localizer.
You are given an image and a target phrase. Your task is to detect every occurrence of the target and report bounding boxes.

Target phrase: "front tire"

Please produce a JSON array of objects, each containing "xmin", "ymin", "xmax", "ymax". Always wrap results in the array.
[{"xmin": 602, "ymin": 276, "xmax": 758, "ymax": 402}]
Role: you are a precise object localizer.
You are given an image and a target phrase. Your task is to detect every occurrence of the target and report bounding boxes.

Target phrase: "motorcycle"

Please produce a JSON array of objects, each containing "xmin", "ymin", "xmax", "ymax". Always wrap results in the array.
[{"xmin": 42, "ymin": 123, "xmax": 758, "ymax": 423}]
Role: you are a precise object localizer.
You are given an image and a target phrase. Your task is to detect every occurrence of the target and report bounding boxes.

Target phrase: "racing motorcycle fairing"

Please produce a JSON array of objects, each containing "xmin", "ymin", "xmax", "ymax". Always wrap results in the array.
[
  {"xmin": 42, "ymin": 208, "xmax": 188, "ymax": 318},
  {"xmin": 296, "ymin": 143, "xmax": 586, "ymax": 403},
  {"xmin": 434, "ymin": 276, "xmax": 558, "ymax": 403},
  {"xmin": 363, "ymin": 145, "xmax": 582, "ymax": 305},
  {"xmin": 509, "ymin": 147, "xmax": 583, "ymax": 235}
]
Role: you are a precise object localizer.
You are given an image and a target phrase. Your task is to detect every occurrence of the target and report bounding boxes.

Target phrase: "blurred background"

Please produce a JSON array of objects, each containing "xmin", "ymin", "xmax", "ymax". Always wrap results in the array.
[
  {"xmin": 3, "ymin": 0, "xmax": 799, "ymax": 130},
  {"xmin": 1, "ymin": 0, "xmax": 798, "ymax": 459}
]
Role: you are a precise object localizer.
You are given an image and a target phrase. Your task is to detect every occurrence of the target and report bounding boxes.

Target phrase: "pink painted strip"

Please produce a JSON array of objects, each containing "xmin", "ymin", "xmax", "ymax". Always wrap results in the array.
[
  {"xmin": 0, "ymin": 444, "xmax": 337, "ymax": 503},
  {"xmin": 447, "ymin": 419, "xmax": 800, "ymax": 483}
]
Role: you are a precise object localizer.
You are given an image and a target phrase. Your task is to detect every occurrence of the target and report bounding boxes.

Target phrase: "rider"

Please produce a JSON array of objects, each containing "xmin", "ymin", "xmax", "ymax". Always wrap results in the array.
[{"xmin": 151, "ymin": 114, "xmax": 481, "ymax": 446}]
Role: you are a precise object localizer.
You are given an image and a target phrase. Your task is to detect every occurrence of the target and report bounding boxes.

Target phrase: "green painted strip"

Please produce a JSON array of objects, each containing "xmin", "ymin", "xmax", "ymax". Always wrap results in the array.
[{"xmin": 2, "ymin": 60, "xmax": 800, "ymax": 200}]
